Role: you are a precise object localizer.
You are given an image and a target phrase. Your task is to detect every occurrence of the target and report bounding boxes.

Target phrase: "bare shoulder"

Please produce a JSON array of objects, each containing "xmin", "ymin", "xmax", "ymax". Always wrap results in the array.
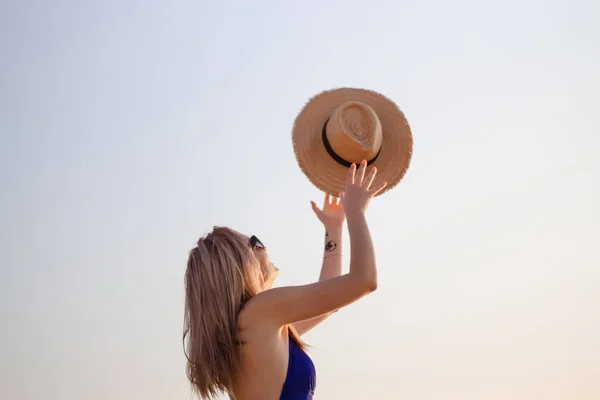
[{"xmin": 237, "ymin": 297, "xmax": 280, "ymax": 337}]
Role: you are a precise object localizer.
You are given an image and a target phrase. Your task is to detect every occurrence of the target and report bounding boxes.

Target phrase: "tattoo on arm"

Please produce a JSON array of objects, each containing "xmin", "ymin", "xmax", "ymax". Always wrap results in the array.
[{"xmin": 325, "ymin": 231, "xmax": 337, "ymax": 252}]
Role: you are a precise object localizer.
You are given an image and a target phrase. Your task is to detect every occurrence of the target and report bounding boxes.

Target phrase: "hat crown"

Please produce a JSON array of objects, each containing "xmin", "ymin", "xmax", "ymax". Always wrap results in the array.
[{"xmin": 325, "ymin": 101, "xmax": 383, "ymax": 163}]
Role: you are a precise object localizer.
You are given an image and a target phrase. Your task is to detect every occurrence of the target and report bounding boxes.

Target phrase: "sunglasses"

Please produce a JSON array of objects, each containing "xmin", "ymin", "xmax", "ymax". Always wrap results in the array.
[{"xmin": 248, "ymin": 235, "xmax": 266, "ymax": 250}]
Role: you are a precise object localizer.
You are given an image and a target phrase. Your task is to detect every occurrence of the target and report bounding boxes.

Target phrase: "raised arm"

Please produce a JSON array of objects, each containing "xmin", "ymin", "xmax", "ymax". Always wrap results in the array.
[
  {"xmin": 292, "ymin": 195, "xmax": 345, "ymax": 336},
  {"xmin": 245, "ymin": 161, "xmax": 387, "ymax": 329}
]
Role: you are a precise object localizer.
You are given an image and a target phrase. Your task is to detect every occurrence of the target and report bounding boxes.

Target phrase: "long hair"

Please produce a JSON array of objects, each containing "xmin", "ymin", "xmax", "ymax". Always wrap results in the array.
[{"xmin": 183, "ymin": 226, "xmax": 305, "ymax": 399}]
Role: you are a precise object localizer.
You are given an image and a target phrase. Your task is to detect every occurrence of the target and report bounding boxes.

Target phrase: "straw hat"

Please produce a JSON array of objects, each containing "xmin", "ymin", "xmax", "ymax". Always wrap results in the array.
[{"xmin": 292, "ymin": 88, "xmax": 413, "ymax": 196}]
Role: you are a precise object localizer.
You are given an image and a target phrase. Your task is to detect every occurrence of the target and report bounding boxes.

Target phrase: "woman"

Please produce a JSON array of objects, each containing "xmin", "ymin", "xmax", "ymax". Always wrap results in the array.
[{"xmin": 183, "ymin": 161, "xmax": 387, "ymax": 399}]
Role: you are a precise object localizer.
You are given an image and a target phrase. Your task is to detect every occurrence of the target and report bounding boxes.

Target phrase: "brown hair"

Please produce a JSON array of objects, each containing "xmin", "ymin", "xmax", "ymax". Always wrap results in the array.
[{"xmin": 183, "ymin": 226, "xmax": 304, "ymax": 399}]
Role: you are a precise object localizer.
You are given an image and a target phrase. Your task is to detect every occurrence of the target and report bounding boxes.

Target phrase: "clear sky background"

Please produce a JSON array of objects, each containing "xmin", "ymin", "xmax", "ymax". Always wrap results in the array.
[{"xmin": 1, "ymin": 1, "xmax": 599, "ymax": 399}]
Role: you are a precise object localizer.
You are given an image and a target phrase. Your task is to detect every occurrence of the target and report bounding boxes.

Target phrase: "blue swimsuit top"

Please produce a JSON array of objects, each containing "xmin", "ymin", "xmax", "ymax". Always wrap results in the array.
[{"xmin": 279, "ymin": 335, "xmax": 316, "ymax": 399}]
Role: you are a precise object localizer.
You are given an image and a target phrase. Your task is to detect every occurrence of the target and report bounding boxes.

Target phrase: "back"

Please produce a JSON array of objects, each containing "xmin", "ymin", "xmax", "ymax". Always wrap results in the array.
[{"xmin": 232, "ymin": 313, "xmax": 307, "ymax": 400}]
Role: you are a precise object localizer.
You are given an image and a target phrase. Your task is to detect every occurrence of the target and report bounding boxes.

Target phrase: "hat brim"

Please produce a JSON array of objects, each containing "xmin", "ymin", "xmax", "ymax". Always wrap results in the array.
[{"xmin": 292, "ymin": 88, "xmax": 413, "ymax": 197}]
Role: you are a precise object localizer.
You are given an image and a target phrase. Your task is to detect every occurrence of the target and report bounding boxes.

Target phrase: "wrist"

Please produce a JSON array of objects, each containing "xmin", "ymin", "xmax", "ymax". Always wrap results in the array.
[
  {"xmin": 323, "ymin": 253, "xmax": 343, "ymax": 259},
  {"xmin": 346, "ymin": 211, "xmax": 366, "ymax": 224},
  {"xmin": 324, "ymin": 222, "xmax": 344, "ymax": 233}
]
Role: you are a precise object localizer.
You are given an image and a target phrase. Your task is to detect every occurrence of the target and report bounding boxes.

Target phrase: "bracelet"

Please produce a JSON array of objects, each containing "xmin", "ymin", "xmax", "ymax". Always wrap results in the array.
[{"xmin": 324, "ymin": 254, "xmax": 343, "ymax": 259}]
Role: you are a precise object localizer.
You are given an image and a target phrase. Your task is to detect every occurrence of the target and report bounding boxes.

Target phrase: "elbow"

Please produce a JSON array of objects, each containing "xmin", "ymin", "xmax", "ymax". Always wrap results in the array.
[
  {"xmin": 357, "ymin": 275, "xmax": 378, "ymax": 293},
  {"xmin": 365, "ymin": 279, "xmax": 378, "ymax": 293},
  {"xmin": 365, "ymin": 270, "xmax": 378, "ymax": 292},
  {"xmin": 349, "ymin": 271, "xmax": 378, "ymax": 293}
]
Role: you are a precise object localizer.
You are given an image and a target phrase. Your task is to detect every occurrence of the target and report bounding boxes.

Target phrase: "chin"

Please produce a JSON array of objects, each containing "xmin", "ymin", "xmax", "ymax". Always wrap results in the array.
[{"xmin": 264, "ymin": 273, "xmax": 279, "ymax": 289}]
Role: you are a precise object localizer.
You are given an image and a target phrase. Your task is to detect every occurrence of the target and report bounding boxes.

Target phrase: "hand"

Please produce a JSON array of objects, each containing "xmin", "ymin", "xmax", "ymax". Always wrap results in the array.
[
  {"xmin": 340, "ymin": 160, "xmax": 387, "ymax": 217},
  {"xmin": 311, "ymin": 193, "xmax": 345, "ymax": 229}
]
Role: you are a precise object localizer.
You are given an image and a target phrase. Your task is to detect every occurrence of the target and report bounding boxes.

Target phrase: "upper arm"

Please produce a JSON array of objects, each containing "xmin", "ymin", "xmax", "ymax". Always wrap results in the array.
[{"xmin": 245, "ymin": 273, "xmax": 376, "ymax": 328}]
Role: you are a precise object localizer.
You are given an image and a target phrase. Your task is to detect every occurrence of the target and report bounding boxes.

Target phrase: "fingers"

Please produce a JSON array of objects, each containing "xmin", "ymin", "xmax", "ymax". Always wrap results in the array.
[
  {"xmin": 311, "ymin": 200, "xmax": 324, "ymax": 219},
  {"xmin": 356, "ymin": 160, "xmax": 367, "ymax": 185},
  {"xmin": 363, "ymin": 166, "xmax": 377, "ymax": 190},
  {"xmin": 346, "ymin": 163, "xmax": 356, "ymax": 187},
  {"xmin": 323, "ymin": 192, "xmax": 343, "ymax": 207},
  {"xmin": 311, "ymin": 200, "xmax": 318, "ymax": 212},
  {"xmin": 369, "ymin": 180, "xmax": 388, "ymax": 196},
  {"xmin": 345, "ymin": 161, "xmax": 383, "ymax": 194}
]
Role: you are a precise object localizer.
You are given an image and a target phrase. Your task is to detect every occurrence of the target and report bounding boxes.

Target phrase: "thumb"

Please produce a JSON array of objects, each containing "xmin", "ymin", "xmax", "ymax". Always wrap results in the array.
[{"xmin": 311, "ymin": 201, "xmax": 324, "ymax": 220}]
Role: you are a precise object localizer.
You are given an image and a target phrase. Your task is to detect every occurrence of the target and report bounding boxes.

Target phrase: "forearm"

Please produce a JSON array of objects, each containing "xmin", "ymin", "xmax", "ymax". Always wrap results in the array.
[
  {"xmin": 319, "ymin": 225, "xmax": 344, "ymax": 281},
  {"xmin": 347, "ymin": 213, "xmax": 377, "ymax": 285},
  {"xmin": 292, "ymin": 225, "xmax": 344, "ymax": 335}
]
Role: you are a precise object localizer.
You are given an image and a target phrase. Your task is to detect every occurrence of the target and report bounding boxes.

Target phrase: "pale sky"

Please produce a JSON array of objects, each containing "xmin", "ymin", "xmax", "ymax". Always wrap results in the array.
[{"xmin": 1, "ymin": 1, "xmax": 599, "ymax": 399}]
